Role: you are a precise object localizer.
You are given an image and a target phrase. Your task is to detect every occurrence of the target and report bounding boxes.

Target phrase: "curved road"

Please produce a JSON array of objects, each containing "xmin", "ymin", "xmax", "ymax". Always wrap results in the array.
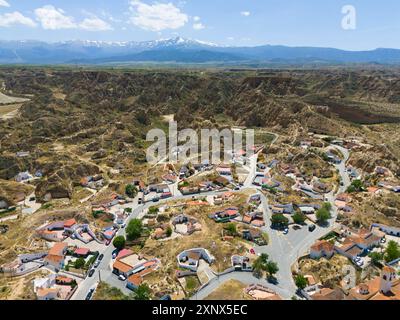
[{"xmin": 72, "ymin": 140, "xmax": 350, "ymax": 301}]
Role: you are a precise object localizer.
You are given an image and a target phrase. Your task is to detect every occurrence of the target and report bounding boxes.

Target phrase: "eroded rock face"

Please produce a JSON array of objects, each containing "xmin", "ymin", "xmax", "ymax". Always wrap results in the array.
[
  {"xmin": 349, "ymin": 145, "xmax": 399, "ymax": 174},
  {"xmin": 0, "ymin": 179, "xmax": 33, "ymax": 205},
  {"xmin": 35, "ymin": 162, "xmax": 101, "ymax": 202},
  {"xmin": 91, "ymin": 149, "xmax": 107, "ymax": 160},
  {"xmin": 0, "ymin": 155, "xmax": 32, "ymax": 180}
]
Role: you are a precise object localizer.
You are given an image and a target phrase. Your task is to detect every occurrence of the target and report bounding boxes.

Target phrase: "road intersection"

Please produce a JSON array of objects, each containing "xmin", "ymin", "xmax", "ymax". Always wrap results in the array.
[{"xmin": 72, "ymin": 143, "xmax": 351, "ymax": 300}]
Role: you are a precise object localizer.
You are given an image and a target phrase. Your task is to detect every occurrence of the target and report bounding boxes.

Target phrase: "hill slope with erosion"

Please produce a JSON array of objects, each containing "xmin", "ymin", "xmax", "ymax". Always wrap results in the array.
[{"xmin": 0, "ymin": 67, "xmax": 399, "ymax": 201}]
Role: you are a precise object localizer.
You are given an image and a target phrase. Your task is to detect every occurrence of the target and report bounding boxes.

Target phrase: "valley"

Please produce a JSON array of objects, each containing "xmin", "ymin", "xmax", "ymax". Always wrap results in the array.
[{"xmin": 0, "ymin": 67, "xmax": 399, "ymax": 301}]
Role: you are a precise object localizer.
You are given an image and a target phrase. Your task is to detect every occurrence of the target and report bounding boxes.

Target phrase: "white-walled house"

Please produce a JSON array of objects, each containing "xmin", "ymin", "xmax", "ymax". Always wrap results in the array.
[
  {"xmin": 310, "ymin": 240, "xmax": 335, "ymax": 259},
  {"xmin": 371, "ymin": 224, "xmax": 400, "ymax": 237},
  {"xmin": 177, "ymin": 248, "xmax": 215, "ymax": 272}
]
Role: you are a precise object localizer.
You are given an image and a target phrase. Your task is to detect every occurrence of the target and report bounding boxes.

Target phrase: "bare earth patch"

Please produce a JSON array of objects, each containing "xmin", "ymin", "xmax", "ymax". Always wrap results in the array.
[
  {"xmin": 204, "ymin": 280, "xmax": 249, "ymax": 300},
  {"xmin": 0, "ymin": 92, "xmax": 29, "ymax": 105}
]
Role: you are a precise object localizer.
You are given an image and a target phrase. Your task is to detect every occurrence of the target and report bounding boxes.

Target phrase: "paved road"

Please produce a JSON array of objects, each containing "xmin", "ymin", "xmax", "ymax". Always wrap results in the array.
[
  {"xmin": 72, "ymin": 141, "xmax": 350, "ymax": 300},
  {"xmin": 71, "ymin": 190, "xmax": 234, "ymax": 300},
  {"xmin": 194, "ymin": 144, "xmax": 351, "ymax": 300}
]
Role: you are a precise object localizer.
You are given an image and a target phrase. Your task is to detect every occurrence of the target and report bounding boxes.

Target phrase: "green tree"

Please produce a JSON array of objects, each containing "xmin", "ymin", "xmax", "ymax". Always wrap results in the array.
[
  {"xmin": 295, "ymin": 275, "xmax": 308, "ymax": 290},
  {"xmin": 126, "ymin": 219, "xmax": 143, "ymax": 241},
  {"xmin": 271, "ymin": 214, "xmax": 289, "ymax": 228},
  {"xmin": 74, "ymin": 257, "xmax": 85, "ymax": 269},
  {"xmin": 134, "ymin": 284, "xmax": 151, "ymax": 300},
  {"xmin": 322, "ymin": 202, "xmax": 332, "ymax": 211},
  {"xmin": 316, "ymin": 208, "xmax": 331, "ymax": 225},
  {"xmin": 292, "ymin": 212, "xmax": 306, "ymax": 225},
  {"xmin": 385, "ymin": 240, "xmax": 400, "ymax": 263},
  {"xmin": 259, "ymin": 253, "xmax": 269, "ymax": 264},
  {"xmin": 225, "ymin": 223, "xmax": 237, "ymax": 235},
  {"xmin": 125, "ymin": 184, "xmax": 138, "ymax": 198},
  {"xmin": 265, "ymin": 261, "xmax": 279, "ymax": 278},
  {"xmin": 369, "ymin": 252, "xmax": 384, "ymax": 266},
  {"xmin": 166, "ymin": 226, "xmax": 173, "ymax": 237},
  {"xmin": 113, "ymin": 236, "xmax": 126, "ymax": 250},
  {"xmin": 252, "ymin": 257, "xmax": 264, "ymax": 278},
  {"xmin": 346, "ymin": 179, "xmax": 365, "ymax": 193},
  {"xmin": 252, "ymin": 254, "xmax": 270, "ymax": 278},
  {"xmin": 148, "ymin": 206, "xmax": 159, "ymax": 215}
]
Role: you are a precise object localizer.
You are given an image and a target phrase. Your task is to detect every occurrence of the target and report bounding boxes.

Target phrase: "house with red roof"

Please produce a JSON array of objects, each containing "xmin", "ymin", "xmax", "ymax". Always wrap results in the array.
[
  {"xmin": 64, "ymin": 219, "xmax": 77, "ymax": 228},
  {"xmin": 44, "ymin": 243, "xmax": 68, "ymax": 270},
  {"xmin": 74, "ymin": 248, "xmax": 90, "ymax": 258},
  {"xmin": 310, "ymin": 240, "xmax": 335, "ymax": 259}
]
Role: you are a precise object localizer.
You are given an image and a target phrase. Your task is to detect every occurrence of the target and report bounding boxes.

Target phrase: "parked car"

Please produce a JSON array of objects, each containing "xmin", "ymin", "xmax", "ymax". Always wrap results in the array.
[
  {"xmin": 283, "ymin": 228, "xmax": 289, "ymax": 235},
  {"xmin": 85, "ymin": 289, "xmax": 94, "ymax": 300},
  {"xmin": 152, "ymin": 197, "xmax": 160, "ymax": 202},
  {"xmin": 93, "ymin": 260, "xmax": 100, "ymax": 268},
  {"xmin": 88, "ymin": 269, "xmax": 95, "ymax": 277},
  {"xmin": 308, "ymin": 224, "xmax": 316, "ymax": 232},
  {"xmin": 98, "ymin": 254, "xmax": 104, "ymax": 261},
  {"xmin": 293, "ymin": 225, "xmax": 302, "ymax": 231},
  {"xmin": 118, "ymin": 274, "xmax": 127, "ymax": 281},
  {"xmin": 380, "ymin": 237, "xmax": 386, "ymax": 244},
  {"xmin": 121, "ymin": 223, "xmax": 126, "ymax": 228},
  {"xmin": 112, "ymin": 249, "xmax": 119, "ymax": 259}
]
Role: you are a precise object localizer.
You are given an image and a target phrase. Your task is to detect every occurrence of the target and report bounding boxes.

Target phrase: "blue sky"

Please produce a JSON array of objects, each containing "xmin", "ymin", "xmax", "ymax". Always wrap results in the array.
[{"xmin": 0, "ymin": 0, "xmax": 399, "ymax": 50}]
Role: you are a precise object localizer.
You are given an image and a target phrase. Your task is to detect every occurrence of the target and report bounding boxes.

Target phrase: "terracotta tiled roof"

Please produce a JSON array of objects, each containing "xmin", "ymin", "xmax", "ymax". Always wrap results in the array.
[
  {"xmin": 311, "ymin": 240, "xmax": 334, "ymax": 252},
  {"xmin": 48, "ymin": 243, "xmax": 67, "ymax": 256},
  {"xmin": 313, "ymin": 288, "xmax": 344, "ymax": 300},
  {"xmin": 113, "ymin": 260, "xmax": 133, "ymax": 273},
  {"xmin": 117, "ymin": 249, "xmax": 134, "ymax": 259},
  {"xmin": 127, "ymin": 274, "xmax": 142, "ymax": 286},
  {"xmin": 74, "ymin": 248, "xmax": 90, "ymax": 256},
  {"xmin": 45, "ymin": 254, "xmax": 63, "ymax": 264},
  {"xmin": 383, "ymin": 266, "xmax": 396, "ymax": 273},
  {"xmin": 63, "ymin": 218, "xmax": 77, "ymax": 228}
]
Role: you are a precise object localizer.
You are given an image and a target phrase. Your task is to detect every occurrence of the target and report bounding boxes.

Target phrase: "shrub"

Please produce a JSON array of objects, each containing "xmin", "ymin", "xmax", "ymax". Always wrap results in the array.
[
  {"xmin": 125, "ymin": 184, "xmax": 138, "ymax": 198},
  {"xmin": 316, "ymin": 208, "xmax": 331, "ymax": 224},
  {"xmin": 292, "ymin": 212, "xmax": 306, "ymax": 225},
  {"xmin": 385, "ymin": 241, "xmax": 400, "ymax": 263},
  {"xmin": 271, "ymin": 214, "xmax": 289, "ymax": 228},
  {"xmin": 113, "ymin": 236, "xmax": 126, "ymax": 250},
  {"xmin": 126, "ymin": 219, "xmax": 143, "ymax": 241},
  {"xmin": 74, "ymin": 258, "xmax": 85, "ymax": 269},
  {"xmin": 295, "ymin": 275, "xmax": 308, "ymax": 290}
]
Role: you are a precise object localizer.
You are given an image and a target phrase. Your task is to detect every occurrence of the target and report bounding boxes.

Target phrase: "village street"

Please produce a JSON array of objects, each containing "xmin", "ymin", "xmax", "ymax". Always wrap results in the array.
[{"xmin": 72, "ymin": 143, "xmax": 351, "ymax": 300}]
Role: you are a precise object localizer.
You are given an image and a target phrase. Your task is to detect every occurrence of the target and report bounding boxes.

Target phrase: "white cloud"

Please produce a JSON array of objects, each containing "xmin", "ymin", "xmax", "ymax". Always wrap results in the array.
[
  {"xmin": 34, "ymin": 5, "xmax": 77, "ymax": 30},
  {"xmin": 129, "ymin": 0, "xmax": 188, "ymax": 32},
  {"xmin": 0, "ymin": 0, "xmax": 10, "ymax": 7},
  {"xmin": 193, "ymin": 22, "xmax": 205, "ymax": 30},
  {"xmin": 193, "ymin": 16, "xmax": 200, "ymax": 22},
  {"xmin": 79, "ymin": 17, "xmax": 113, "ymax": 31},
  {"xmin": 34, "ymin": 5, "xmax": 113, "ymax": 31},
  {"xmin": 240, "ymin": 11, "xmax": 251, "ymax": 17},
  {"xmin": 0, "ymin": 11, "xmax": 37, "ymax": 28}
]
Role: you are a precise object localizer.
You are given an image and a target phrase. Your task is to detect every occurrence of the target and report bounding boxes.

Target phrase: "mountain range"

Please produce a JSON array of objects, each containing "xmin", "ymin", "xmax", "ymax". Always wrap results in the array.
[{"xmin": 1, "ymin": 37, "xmax": 400, "ymax": 65}]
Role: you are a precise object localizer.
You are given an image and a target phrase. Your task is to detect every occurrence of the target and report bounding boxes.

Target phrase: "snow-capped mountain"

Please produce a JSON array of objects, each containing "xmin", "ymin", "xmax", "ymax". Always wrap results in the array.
[{"xmin": 1, "ymin": 37, "xmax": 400, "ymax": 65}]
